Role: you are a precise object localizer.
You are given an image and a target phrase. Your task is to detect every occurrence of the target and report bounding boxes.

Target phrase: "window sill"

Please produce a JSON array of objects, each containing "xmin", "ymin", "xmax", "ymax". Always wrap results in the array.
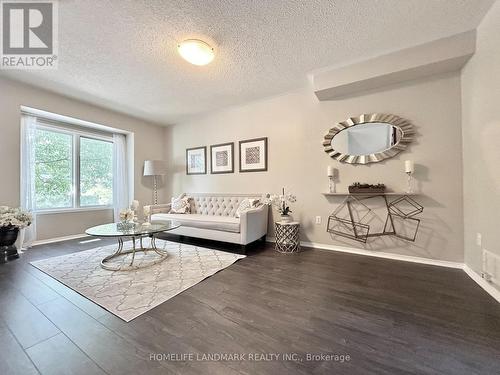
[{"xmin": 35, "ymin": 207, "xmax": 114, "ymax": 215}]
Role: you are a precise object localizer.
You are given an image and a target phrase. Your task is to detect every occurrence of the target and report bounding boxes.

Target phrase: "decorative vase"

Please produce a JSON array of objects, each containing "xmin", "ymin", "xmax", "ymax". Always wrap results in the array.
[
  {"xmin": 117, "ymin": 220, "xmax": 135, "ymax": 231},
  {"xmin": 0, "ymin": 226, "xmax": 19, "ymax": 247},
  {"xmin": 280, "ymin": 214, "xmax": 292, "ymax": 223},
  {"xmin": 0, "ymin": 226, "xmax": 20, "ymax": 263}
]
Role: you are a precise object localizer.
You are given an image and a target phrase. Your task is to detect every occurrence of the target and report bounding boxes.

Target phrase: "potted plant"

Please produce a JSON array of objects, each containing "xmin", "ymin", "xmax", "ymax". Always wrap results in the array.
[
  {"xmin": 265, "ymin": 188, "xmax": 297, "ymax": 223},
  {"xmin": 0, "ymin": 206, "xmax": 32, "ymax": 247}
]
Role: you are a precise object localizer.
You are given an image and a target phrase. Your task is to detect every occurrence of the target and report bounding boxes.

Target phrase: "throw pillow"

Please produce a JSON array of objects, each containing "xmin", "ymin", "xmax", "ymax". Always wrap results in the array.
[
  {"xmin": 170, "ymin": 193, "xmax": 191, "ymax": 214},
  {"xmin": 235, "ymin": 198, "xmax": 261, "ymax": 218}
]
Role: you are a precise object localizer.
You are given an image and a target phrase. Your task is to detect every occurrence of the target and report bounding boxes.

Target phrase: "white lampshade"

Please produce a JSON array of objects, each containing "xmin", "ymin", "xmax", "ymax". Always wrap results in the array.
[
  {"xmin": 327, "ymin": 166, "xmax": 335, "ymax": 177},
  {"xmin": 144, "ymin": 160, "xmax": 167, "ymax": 176}
]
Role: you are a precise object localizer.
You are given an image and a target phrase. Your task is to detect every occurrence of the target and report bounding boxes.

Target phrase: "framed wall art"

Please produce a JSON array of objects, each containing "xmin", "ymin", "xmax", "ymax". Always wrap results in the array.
[
  {"xmin": 239, "ymin": 137, "xmax": 268, "ymax": 172},
  {"xmin": 186, "ymin": 146, "xmax": 207, "ymax": 175},
  {"xmin": 210, "ymin": 142, "xmax": 234, "ymax": 174}
]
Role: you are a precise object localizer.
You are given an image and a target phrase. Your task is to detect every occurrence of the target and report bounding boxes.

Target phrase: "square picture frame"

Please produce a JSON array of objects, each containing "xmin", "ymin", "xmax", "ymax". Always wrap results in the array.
[
  {"xmin": 239, "ymin": 137, "xmax": 268, "ymax": 172},
  {"xmin": 210, "ymin": 142, "xmax": 234, "ymax": 174},
  {"xmin": 186, "ymin": 146, "xmax": 207, "ymax": 175}
]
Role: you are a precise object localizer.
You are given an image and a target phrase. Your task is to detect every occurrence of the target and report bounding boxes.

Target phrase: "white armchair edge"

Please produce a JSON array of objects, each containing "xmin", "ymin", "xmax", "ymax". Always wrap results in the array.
[
  {"xmin": 145, "ymin": 203, "xmax": 171, "ymax": 221},
  {"xmin": 239, "ymin": 204, "xmax": 269, "ymax": 245}
]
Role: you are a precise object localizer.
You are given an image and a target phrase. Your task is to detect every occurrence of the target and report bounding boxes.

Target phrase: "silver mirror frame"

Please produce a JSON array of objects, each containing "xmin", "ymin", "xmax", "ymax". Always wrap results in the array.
[{"xmin": 323, "ymin": 113, "xmax": 414, "ymax": 164}]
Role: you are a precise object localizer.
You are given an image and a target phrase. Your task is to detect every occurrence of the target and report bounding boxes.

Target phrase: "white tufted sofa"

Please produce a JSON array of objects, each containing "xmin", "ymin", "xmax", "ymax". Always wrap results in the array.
[{"xmin": 146, "ymin": 193, "xmax": 269, "ymax": 246}]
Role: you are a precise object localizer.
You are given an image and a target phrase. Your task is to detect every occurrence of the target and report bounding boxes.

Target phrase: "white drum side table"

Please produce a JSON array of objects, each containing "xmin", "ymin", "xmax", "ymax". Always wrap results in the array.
[{"xmin": 275, "ymin": 221, "xmax": 300, "ymax": 253}]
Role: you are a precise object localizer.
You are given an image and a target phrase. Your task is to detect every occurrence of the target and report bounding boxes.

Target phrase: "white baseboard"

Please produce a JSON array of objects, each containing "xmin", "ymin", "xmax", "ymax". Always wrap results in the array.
[
  {"xmin": 462, "ymin": 265, "xmax": 500, "ymax": 303},
  {"xmin": 32, "ymin": 234, "xmax": 87, "ymax": 246},
  {"xmin": 266, "ymin": 237, "xmax": 463, "ymax": 269},
  {"xmin": 305, "ymin": 241, "xmax": 464, "ymax": 268}
]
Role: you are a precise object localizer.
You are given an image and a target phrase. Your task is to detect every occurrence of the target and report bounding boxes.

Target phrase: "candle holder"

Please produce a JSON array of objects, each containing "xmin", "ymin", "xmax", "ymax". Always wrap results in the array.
[
  {"xmin": 328, "ymin": 176, "xmax": 336, "ymax": 193},
  {"xmin": 130, "ymin": 200, "xmax": 140, "ymax": 224},
  {"xmin": 143, "ymin": 206, "xmax": 151, "ymax": 225},
  {"xmin": 327, "ymin": 166, "xmax": 337, "ymax": 193},
  {"xmin": 406, "ymin": 172, "xmax": 413, "ymax": 194},
  {"xmin": 404, "ymin": 160, "xmax": 414, "ymax": 194}
]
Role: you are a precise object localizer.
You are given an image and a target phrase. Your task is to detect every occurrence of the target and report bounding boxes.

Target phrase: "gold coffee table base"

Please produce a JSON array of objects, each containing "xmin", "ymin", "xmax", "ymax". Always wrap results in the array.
[{"xmin": 101, "ymin": 236, "xmax": 168, "ymax": 271}]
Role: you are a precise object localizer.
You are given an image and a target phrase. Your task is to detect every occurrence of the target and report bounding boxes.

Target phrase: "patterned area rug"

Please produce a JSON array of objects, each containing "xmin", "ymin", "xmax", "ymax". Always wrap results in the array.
[{"xmin": 31, "ymin": 240, "xmax": 245, "ymax": 322}]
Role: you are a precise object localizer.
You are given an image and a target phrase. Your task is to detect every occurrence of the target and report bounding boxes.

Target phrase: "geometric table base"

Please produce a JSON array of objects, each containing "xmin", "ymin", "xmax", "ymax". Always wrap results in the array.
[
  {"xmin": 388, "ymin": 196, "xmax": 423, "ymax": 218},
  {"xmin": 327, "ymin": 216, "xmax": 370, "ymax": 243},
  {"xmin": 327, "ymin": 194, "xmax": 424, "ymax": 243},
  {"xmin": 275, "ymin": 222, "xmax": 300, "ymax": 253},
  {"xmin": 389, "ymin": 214, "xmax": 421, "ymax": 242}
]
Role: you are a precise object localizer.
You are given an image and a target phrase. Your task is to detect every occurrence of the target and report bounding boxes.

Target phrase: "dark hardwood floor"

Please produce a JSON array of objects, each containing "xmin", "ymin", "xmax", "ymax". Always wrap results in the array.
[{"xmin": 1, "ymin": 236, "xmax": 499, "ymax": 375}]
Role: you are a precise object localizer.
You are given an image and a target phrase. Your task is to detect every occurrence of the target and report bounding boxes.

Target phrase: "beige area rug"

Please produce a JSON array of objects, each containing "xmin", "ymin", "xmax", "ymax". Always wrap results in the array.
[{"xmin": 31, "ymin": 239, "xmax": 245, "ymax": 322}]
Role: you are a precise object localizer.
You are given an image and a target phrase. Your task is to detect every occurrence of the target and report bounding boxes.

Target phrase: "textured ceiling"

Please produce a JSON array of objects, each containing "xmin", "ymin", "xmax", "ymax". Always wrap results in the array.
[{"xmin": 1, "ymin": 0, "xmax": 494, "ymax": 125}]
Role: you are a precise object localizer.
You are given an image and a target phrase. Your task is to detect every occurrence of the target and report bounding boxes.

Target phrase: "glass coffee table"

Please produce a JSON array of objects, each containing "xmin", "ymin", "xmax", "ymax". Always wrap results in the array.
[{"xmin": 85, "ymin": 221, "xmax": 180, "ymax": 271}]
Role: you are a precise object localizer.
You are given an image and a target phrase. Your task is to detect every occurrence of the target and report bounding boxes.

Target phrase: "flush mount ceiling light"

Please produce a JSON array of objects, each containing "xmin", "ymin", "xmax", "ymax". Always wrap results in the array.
[{"xmin": 177, "ymin": 39, "xmax": 214, "ymax": 66}]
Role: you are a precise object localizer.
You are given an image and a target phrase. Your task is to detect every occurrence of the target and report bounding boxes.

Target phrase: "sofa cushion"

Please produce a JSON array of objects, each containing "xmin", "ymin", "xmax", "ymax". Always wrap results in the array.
[
  {"xmin": 151, "ymin": 213, "xmax": 241, "ymax": 233},
  {"xmin": 235, "ymin": 198, "xmax": 261, "ymax": 218},
  {"xmin": 170, "ymin": 194, "xmax": 190, "ymax": 214},
  {"xmin": 189, "ymin": 195, "xmax": 260, "ymax": 217}
]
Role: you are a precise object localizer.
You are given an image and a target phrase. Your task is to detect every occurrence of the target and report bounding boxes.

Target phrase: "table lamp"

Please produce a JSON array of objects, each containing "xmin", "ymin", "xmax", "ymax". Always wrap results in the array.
[{"xmin": 144, "ymin": 160, "xmax": 167, "ymax": 205}]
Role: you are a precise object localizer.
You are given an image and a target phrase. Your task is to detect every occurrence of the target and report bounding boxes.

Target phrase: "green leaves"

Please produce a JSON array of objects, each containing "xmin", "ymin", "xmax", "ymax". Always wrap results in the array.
[
  {"xmin": 80, "ymin": 137, "xmax": 113, "ymax": 206},
  {"xmin": 34, "ymin": 129, "xmax": 113, "ymax": 210},
  {"xmin": 35, "ymin": 129, "xmax": 72, "ymax": 209}
]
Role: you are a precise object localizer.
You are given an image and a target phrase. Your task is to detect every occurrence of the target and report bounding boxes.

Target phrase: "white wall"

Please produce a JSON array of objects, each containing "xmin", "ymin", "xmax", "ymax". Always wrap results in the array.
[
  {"xmin": 166, "ymin": 73, "xmax": 464, "ymax": 262},
  {"xmin": 0, "ymin": 77, "xmax": 168, "ymax": 240},
  {"xmin": 461, "ymin": 0, "xmax": 500, "ymax": 275}
]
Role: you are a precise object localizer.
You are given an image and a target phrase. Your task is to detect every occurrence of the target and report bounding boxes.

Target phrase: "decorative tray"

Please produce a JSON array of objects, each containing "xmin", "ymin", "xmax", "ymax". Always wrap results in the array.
[{"xmin": 348, "ymin": 183, "xmax": 386, "ymax": 194}]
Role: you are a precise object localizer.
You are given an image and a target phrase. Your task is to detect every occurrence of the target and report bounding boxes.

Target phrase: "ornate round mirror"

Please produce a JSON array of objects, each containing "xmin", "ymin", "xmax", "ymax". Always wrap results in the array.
[{"xmin": 323, "ymin": 114, "xmax": 414, "ymax": 164}]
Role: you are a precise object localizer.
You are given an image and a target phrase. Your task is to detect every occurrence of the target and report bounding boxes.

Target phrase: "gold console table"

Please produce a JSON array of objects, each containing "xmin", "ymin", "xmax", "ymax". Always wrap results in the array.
[{"xmin": 322, "ymin": 192, "xmax": 423, "ymax": 243}]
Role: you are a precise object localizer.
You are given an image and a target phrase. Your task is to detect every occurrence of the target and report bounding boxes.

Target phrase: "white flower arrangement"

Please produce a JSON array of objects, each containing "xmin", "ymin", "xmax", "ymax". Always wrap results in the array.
[
  {"xmin": 264, "ymin": 188, "xmax": 297, "ymax": 216},
  {"xmin": 119, "ymin": 208, "xmax": 135, "ymax": 222},
  {"xmin": 0, "ymin": 206, "xmax": 32, "ymax": 229}
]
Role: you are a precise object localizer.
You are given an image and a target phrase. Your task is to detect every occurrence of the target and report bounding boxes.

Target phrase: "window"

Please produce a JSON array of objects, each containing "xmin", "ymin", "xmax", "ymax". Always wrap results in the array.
[
  {"xmin": 34, "ymin": 128, "xmax": 73, "ymax": 209},
  {"xmin": 33, "ymin": 124, "xmax": 114, "ymax": 211},
  {"xmin": 80, "ymin": 137, "xmax": 113, "ymax": 207}
]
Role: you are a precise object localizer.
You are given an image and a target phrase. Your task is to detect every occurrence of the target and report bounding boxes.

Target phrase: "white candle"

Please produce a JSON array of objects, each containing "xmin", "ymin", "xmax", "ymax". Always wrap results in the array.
[
  {"xmin": 405, "ymin": 160, "xmax": 414, "ymax": 174},
  {"xmin": 131, "ymin": 200, "xmax": 139, "ymax": 210},
  {"xmin": 327, "ymin": 166, "xmax": 334, "ymax": 177}
]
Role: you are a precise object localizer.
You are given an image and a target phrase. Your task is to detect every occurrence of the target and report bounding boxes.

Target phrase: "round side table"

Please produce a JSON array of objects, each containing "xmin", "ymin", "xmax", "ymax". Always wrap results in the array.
[{"xmin": 274, "ymin": 221, "xmax": 300, "ymax": 253}]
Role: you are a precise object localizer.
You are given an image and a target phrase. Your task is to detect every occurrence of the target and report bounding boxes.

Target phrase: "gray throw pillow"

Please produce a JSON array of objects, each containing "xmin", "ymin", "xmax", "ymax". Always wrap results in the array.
[
  {"xmin": 170, "ymin": 193, "xmax": 191, "ymax": 214},
  {"xmin": 235, "ymin": 198, "xmax": 260, "ymax": 218}
]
